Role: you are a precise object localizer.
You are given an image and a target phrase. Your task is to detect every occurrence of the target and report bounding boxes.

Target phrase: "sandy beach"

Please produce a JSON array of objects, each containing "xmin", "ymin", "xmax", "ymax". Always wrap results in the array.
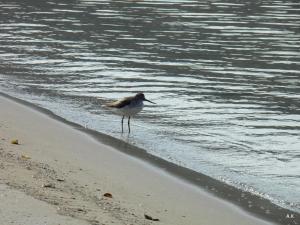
[{"xmin": 0, "ymin": 94, "xmax": 290, "ymax": 225}]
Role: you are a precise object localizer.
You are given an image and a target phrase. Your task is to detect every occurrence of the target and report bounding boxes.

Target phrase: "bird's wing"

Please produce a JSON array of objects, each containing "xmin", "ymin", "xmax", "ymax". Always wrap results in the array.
[{"xmin": 106, "ymin": 96, "xmax": 133, "ymax": 108}]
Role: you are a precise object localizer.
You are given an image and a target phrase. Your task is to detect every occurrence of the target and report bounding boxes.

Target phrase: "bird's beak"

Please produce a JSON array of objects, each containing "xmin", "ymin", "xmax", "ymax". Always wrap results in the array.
[{"xmin": 145, "ymin": 99, "xmax": 155, "ymax": 104}]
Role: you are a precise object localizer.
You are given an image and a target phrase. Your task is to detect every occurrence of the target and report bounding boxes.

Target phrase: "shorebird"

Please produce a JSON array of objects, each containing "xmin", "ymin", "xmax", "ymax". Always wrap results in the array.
[{"xmin": 106, "ymin": 93, "xmax": 155, "ymax": 133}]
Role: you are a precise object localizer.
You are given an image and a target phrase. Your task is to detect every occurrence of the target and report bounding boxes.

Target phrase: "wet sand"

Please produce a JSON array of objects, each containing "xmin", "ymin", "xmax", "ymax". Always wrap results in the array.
[{"xmin": 0, "ymin": 94, "xmax": 296, "ymax": 225}]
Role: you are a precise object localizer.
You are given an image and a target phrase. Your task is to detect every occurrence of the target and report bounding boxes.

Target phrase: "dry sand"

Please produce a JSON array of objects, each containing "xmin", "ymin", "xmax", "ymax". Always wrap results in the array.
[{"xmin": 0, "ymin": 95, "xmax": 276, "ymax": 225}]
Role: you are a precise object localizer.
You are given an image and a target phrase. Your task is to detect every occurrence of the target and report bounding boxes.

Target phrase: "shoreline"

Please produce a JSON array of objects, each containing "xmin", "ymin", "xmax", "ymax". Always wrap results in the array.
[{"xmin": 0, "ymin": 92, "xmax": 298, "ymax": 225}]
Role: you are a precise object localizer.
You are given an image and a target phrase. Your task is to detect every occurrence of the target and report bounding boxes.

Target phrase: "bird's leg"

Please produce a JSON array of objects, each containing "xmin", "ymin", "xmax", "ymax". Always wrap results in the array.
[
  {"xmin": 128, "ymin": 116, "xmax": 131, "ymax": 133},
  {"xmin": 121, "ymin": 115, "xmax": 124, "ymax": 133}
]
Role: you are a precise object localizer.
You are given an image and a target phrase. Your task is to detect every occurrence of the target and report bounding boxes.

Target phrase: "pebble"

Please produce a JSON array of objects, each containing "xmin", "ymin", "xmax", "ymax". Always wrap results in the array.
[
  {"xmin": 56, "ymin": 178, "xmax": 65, "ymax": 182},
  {"xmin": 144, "ymin": 214, "xmax": 160, "ymax": 221},
  {"xmin": 103, "ymin": 193, "xmax": 113, "ymax": 198},
  {"xmin": 42, "ymin": 183, "xmax": 55, "ymax": 188}
]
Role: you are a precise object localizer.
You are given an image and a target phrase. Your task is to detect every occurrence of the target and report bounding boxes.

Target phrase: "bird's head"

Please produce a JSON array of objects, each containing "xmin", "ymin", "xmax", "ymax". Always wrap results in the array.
[{"xmin": 135, "ymin": 93, "xmax": 155, "ymax": 104}]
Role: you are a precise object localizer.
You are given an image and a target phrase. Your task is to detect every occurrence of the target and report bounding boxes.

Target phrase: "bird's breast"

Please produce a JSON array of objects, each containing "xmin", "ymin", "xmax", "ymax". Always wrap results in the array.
[{"xmin": 119, "ymin": 101, "xmax": 144, "ymax": 116}]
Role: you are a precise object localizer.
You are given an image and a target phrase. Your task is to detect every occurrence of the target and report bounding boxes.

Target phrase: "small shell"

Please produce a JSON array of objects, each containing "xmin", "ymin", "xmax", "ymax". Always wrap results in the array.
[{"xmin": 11, "ymin": 139, "xmax": 19, "ymax": 145}]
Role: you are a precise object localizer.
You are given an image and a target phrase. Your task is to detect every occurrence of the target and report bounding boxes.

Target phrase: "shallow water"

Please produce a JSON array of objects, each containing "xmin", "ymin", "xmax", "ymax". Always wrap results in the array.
[{"xmin": 0, "ymin": 0, "xmax": 299, "ymax": 213}]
